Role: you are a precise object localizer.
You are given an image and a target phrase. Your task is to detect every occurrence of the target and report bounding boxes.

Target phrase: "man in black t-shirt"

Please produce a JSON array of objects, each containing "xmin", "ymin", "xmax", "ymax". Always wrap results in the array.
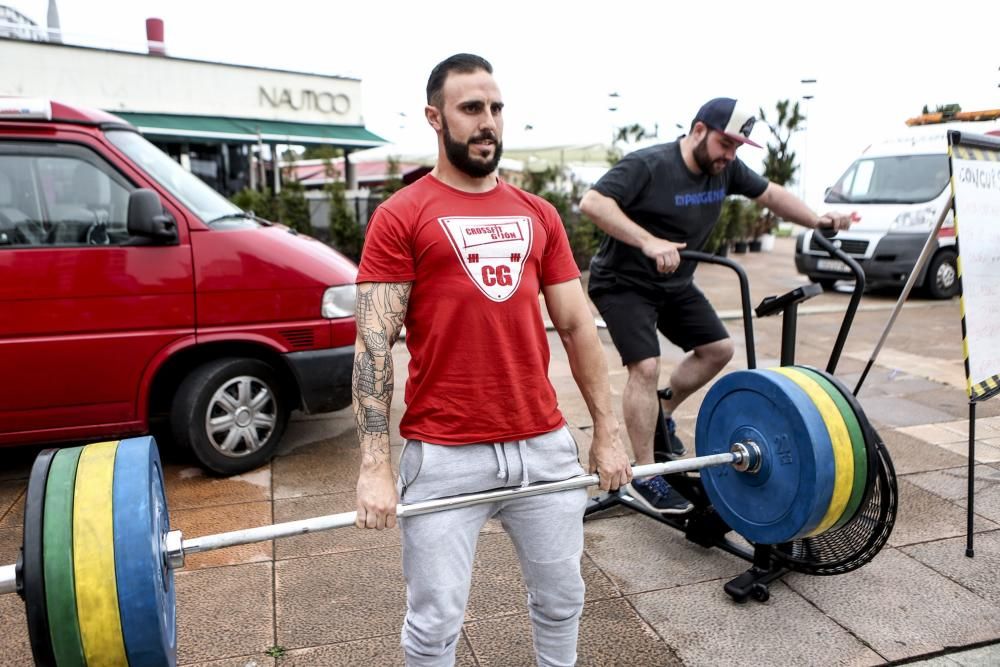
[{"xmin": 581, "ymin": 97, "xmax": 851, "ymax": 514}]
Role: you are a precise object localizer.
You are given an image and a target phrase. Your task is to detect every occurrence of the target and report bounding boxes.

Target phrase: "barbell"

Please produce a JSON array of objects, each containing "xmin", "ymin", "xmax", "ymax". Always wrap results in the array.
[{"xmin": 4, "ymin": 366, "xmax": 884, "ymax": 666}]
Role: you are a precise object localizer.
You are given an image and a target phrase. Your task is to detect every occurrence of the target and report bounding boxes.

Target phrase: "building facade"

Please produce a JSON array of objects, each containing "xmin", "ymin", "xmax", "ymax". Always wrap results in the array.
[{"xmin": 0, "ymin": 34, "xmax": 385, "ymax": 196}]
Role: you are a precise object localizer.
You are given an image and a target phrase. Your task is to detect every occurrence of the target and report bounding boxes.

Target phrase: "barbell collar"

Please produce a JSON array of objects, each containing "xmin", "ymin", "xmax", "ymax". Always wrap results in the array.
[
  {"xmin": 179, "ymin": 451, "xmax": 743, "ymax": 560},
  {"xmin": 165, "ymin": 530, "xmax": 185, "ymax": 570},
  {"xmin": 731, "ymin": 441, "xmax": 762, "ymax": 473}
]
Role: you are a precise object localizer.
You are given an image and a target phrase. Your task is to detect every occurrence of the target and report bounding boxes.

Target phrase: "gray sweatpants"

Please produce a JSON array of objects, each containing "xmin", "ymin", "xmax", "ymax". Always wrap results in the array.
[{"xmin": 397, "ymin": 425, "xmax": 588, "ymax": 667}]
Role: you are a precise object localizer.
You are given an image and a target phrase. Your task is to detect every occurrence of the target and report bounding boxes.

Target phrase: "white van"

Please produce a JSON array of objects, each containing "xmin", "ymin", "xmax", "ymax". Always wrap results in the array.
[{"xmin": 795, "ymin": 113, "xmax": 1000, "ymax": 299}]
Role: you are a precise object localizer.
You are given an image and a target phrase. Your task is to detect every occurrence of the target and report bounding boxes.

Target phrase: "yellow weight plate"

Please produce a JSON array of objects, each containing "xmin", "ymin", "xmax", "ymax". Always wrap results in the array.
[
  {"xmin": 73, "ymin": 441, "xmax": 129, "ymax": 667},
  {"xmin": 773, "ymin": 368, "xmax": 853, "ymax": 536}
]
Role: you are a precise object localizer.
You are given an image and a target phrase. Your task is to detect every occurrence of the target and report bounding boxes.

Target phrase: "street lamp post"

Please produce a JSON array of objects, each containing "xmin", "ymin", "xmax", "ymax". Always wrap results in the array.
[
  {"xmin": 800, "ymin": 78, "xmax": 817, "ymax": 203},
  {"xmin": 608, "ymin": 91, "xmax": 620, "ymax": 145}
]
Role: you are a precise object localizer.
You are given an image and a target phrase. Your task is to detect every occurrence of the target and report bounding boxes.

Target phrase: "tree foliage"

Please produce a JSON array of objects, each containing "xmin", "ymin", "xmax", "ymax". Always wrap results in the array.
[
  {"xmin": 706, "ymin": 197, "xmax": 762, "ymax": 252},
  {"xmin": 921, "ymin": 103, "xmax": 962, "ymax": 116},
  {"xmin": 380, "ymin": 155, "xmax": 405, "ymax": 198},
  {"xmin": 231, "ymin": 187, "xmax": 278, "ymax": 222},
  {"xmin": 756, "ymin": 99, "xmax": 806, "ymax": 237},
  {"xmin": 277, "ymin": 178, "xmax": 312, "ymax": 234},
  {"xmin": 758, "ymin": 99, "xmax": 804, "ymax": 187},
  {"xmin": 614, "ymin": 123, "xmax": 651, "ymax": 144},
  {"xmin": 231, "ymin": 182, "xmax": 310, "ymax": 233},
  {"xmin": 326, "ymin": 180, "xmax": 362, "ymax": 262},
  {"xmin": 303, "ymin": 145, "xmax": 344, "ymax": 161},
  {"xmin": 606, "ymin": 122, "xmax": 657, "ymax": 165},
  {"xmin": 521, "ymin": 165, "xmax": 602, "ymax": 269}
]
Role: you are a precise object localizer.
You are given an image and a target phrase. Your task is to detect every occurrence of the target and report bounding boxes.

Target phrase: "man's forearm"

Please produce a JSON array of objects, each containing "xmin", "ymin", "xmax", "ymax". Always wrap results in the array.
[
  {"xmin": 558, "ymin": 324, "xmax": 617, "ymax": 435},
  {"xmin": 758, "ymin": 183, "xmax": 820, "ymax": 227},
  {"xmin": 352, "ymin": 282, "xmax": 411, "ymax": 470},
  {"xmin": 353, "ymin": 342, "xmax": 394, "ymax": 469},
  {"xmin": 580, "ymin": 190, "xmax": 653, "ymax": 250}
]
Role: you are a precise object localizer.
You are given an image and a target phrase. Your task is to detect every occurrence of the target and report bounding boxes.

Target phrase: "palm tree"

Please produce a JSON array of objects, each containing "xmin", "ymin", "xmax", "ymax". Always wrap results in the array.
[
  {"xmin": 758, "ymin": 99, "xmax": 804, "ymax": 188},
  {"xmin": 756, "ymin": 100, "xmax": 805, "ymax": 236}
]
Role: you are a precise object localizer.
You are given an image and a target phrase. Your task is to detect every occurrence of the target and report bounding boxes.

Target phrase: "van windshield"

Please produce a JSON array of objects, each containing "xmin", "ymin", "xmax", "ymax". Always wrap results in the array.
[
  {"xmin": 105, "ymin": 129, "xmax": 246, "ymax": 223},
  {"xmin": 825, "ymin": 154, "xmax": 949, "ymax": 204}
]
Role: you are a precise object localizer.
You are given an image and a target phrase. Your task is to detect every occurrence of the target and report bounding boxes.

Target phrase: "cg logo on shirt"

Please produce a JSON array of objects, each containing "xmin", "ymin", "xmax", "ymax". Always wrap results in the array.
[{"xmin": 439, "ymin": 216, "xmax": 534, "ymax": 302}]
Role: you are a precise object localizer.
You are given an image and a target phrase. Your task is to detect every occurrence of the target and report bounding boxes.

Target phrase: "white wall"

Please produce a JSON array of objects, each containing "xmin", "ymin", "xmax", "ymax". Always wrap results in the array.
[{"xmin": 1, "ymin": 40, "xmax": 364, "ymax": 125}]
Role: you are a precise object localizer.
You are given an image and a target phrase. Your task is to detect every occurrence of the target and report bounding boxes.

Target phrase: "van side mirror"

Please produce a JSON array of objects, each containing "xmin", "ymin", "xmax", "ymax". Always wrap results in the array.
[{"xmin": 127, "ymin": 189, "xmax": 177, "ymax": 244}]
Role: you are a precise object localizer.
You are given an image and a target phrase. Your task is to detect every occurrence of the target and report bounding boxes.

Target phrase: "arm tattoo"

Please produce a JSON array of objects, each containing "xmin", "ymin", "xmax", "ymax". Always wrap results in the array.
[{"xmin": 352, "ymin": 282, "xmax": 411, "ymax": 467}]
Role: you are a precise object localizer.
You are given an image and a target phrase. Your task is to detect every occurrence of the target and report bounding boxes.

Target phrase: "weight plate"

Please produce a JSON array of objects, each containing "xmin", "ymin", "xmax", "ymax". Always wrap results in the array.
[
  {"xmin": 113, "ymin": 436, "xmax": 177, "ymax": 667},
  {"xmin": 695, "ymin": 369, "xmax": 836, "ymax": 544},
  {"xmin": 772, "ymin": 368, "xmax": 854, "ymax": 536},
  {"xmin": 73, "ymin": 441, "xmax": 129, "ymax": 666},
  {"xmin": 794, "ymin": 366, "xmax": 868, "ymax": 529},
  {"xmin": 799, "ymin": 366, "xmax": 879, "ymax": 520},
  {"xmin": 44, "ymin": 446, "xmax": 87, "ymax": 667},
  {"xmin": 24, "ymin": 448, "xmax": 57, "ymax": 667}
]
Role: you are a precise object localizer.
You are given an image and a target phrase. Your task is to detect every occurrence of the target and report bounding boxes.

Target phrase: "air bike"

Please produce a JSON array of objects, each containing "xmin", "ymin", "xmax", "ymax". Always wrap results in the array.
[
  {"xmin": 584, "ymin": 231, "xmax": 898, "ymax": 603},
  {"xmin": 1, "ymin": 236, "xmax": 897, "ymax": 664}
]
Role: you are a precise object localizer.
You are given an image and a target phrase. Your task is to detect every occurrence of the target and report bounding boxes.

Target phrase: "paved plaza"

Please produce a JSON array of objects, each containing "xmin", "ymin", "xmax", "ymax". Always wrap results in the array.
[{"xmin": 3, "ymin": 237, "xmax": 1000, "ymax": 666}]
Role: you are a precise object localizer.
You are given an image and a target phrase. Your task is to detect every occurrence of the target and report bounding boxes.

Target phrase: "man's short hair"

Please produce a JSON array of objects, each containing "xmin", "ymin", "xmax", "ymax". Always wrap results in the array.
[{"xmin": 426, "ymin": 53, "xmax": 493, "ymax": 107}]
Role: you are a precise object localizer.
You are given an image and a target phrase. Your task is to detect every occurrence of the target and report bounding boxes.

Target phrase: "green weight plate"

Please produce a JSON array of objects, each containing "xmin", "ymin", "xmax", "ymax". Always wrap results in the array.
[
  {"xmin": 44, "ymin": 446, "xmax": 87, "ymax": 667},
  {"xmin": 24, "ymin": 448, "xmax": 57, "ymax": 667}
]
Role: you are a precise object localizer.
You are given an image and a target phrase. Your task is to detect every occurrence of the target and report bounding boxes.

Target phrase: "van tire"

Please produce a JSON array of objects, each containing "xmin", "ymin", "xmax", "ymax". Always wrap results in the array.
[
  {"xmin": 924, "ymin": 249, "xmax": 959, "ymax": 300},
  {"xmin": 171, "ymin": 358, "xmax": 289, "ymax": 475}
]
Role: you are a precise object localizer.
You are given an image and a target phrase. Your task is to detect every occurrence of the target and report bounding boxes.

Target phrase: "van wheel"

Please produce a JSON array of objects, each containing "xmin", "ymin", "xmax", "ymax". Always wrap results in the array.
[
  {"xmin": 925, "ymin": 249, "xmax": 959, "ymax": 300},
  {"xmin": 171, "ymin": 358, "xmax": 289, "ymax": 475}
]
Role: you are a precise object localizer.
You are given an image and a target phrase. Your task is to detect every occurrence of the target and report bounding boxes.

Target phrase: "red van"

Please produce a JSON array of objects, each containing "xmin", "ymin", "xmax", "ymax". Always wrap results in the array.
[{"xmin": 0, "ymin": 99, "xmax": 358, "ymax": 474}]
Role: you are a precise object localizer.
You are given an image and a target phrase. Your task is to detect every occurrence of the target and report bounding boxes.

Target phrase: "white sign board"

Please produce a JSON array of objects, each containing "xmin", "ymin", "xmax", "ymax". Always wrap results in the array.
[{"xmin": 949, "ymin": 131, "xmax": 1000, "ymax": 399}]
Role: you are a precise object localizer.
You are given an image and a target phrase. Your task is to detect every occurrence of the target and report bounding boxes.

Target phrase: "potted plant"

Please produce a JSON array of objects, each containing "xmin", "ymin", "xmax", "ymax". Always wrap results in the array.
[
  {"xmin": 746, "ymin": 203, "xmax": 767, "ymax": 252},
  {"xmin": 705, "ymin": 199, "xmax": 735, "ymax": 256},
  {"xmin": 724, "ymin": 197, "xmax": 751, "ymax": 253}
]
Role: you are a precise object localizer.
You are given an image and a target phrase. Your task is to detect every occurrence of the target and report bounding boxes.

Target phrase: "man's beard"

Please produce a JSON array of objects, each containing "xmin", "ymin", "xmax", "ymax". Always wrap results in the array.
[
  {"xmin": 442, "ymin": 116, "xmax": 503, "ymax": 178},
  {"xmin": 693, "ymin": 134, "xmax": 726, "ymax": 176}
]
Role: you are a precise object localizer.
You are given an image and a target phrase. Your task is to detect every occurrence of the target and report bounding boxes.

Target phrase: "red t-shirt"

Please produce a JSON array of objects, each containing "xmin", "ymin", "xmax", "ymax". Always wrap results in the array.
[{"xmin": 356, "ymin": 174, "xmax": 581, "ymax": 445}]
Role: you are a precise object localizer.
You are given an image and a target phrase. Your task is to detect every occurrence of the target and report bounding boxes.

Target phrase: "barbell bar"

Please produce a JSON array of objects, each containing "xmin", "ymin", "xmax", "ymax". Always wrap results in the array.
[
  {"xmin": 4, "ymin": 367, "xmax": 884, "ymax": 666},
  {"xmin": 3, "ymin": 446, "xmax": 755, "ymax": 595},
  {"xmin": 176, "ymin": 446, "xmax": 753, "ymax": 564},
  {"xmin": 0, "ymin": 565, "xmax": 15, "ymax": 596}
]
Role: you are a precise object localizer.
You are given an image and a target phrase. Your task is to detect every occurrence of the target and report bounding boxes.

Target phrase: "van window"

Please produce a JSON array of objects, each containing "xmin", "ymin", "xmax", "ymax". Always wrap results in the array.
[
  {"xmin": 106, "ymin": 129, "xmax": 243, "ymax": 224},
  {"xmin": 0, "ymin": 148, "xmax": 132, "ymax": 247},
  {"xmin": 826, "ymin": 154, "xmax": 950, "ymax": 204}
]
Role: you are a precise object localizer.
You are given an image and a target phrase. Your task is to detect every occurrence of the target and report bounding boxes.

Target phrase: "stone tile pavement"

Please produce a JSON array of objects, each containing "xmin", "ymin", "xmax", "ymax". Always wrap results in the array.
[{"xmin": 3, "ymin": 237, "xmax": 1000, "ymax": 665}]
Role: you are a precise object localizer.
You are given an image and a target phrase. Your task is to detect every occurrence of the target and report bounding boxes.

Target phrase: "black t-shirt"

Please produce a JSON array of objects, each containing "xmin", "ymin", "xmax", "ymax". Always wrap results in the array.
[{"xmin": 588, "ymin": 140, "xmax": 768, "ymax": 292}]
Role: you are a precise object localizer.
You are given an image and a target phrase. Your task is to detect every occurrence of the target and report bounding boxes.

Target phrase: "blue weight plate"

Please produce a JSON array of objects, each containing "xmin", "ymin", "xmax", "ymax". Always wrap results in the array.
[
  {"xmin": 113, "ymin": 436, "xmax": 177, "ymax": 667},
  {"xmin": 24, "ymin": 448, "xmax": 58, "ymax": 667},
  {"xmin": 695, "ymin": 369, "xmax": 836, "ymax": 544}
]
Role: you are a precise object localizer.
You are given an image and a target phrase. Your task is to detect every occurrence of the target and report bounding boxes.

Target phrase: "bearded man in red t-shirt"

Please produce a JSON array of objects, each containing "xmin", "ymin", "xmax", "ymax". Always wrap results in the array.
[{"xmin": 351, "ymin": 53, "xmax": 632, "ymax": 666}]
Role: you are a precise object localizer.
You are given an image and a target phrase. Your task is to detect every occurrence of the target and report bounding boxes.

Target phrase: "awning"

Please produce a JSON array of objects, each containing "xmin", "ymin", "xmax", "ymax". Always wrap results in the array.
[
  {"xmin": 111, "ymin": 112, "xmax": 387, "ymax": 148},
  {"xmin": 502, "ymin": 143, "xmax": 614, "ymax": 170}
]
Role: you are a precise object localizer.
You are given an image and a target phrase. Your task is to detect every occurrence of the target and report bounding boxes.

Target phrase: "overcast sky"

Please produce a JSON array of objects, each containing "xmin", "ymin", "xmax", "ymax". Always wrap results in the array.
[{"xmin": 7, "ymin": 0, "xmax": 1000, "ymax": 204}]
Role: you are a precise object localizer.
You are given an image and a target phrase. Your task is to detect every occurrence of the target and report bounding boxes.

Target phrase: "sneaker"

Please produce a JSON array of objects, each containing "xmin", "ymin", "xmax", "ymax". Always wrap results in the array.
[
  {"xmin": 625, "ymin": 476, "xmax": 693, "ymax": 514},
  {"xmin": 665, "ymin": 417, "xmax": 686, "ymax": 457}
]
